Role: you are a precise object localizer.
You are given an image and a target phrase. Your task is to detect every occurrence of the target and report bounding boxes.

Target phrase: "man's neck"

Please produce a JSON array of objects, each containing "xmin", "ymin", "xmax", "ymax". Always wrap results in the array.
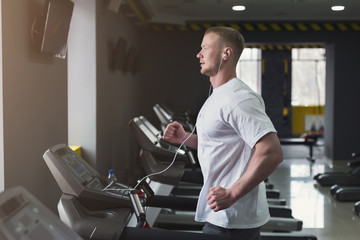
[{"xmin": 210, "ymin": 71, "xmax": 236, "ymax": 89}]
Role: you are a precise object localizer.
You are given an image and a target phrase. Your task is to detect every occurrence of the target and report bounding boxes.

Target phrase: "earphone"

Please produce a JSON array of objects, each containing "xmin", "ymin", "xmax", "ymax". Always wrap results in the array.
[{"xmin": 223, "ymin": 53, "xmax": 228, "ymax": 58}]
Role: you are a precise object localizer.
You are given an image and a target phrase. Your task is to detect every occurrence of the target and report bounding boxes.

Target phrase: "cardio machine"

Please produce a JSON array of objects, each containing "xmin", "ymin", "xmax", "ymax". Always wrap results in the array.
[
  {"xmin": 0, "ymin": 186, "xmax": 82, "ymax": 240},
  {"xmin": 43, "ymin": 144, "xmax": 317, "ymax": 240},
  {"xmin": 314, "ymin": 167, "xmax": 360, "ymax": 186},
  {"xmin": 326, "ymin": 152, "xmax": 360, "ymax": 202},
  {"xmin": 153, "ymin": 103, "xmax": 195, "ymax": 132},
  {"xmin": 43, "ymin": 143, "xmax": 232, "ymax": 240},
  {"xmin": 129, "ymin": 116, "xmax": 307, "ymax": 233},
  {"xmin": 314, "ymin": 151, "xmax": 360, "ymax": 187},
  {"xmin": 129, "ymin": 115, "xmax": 202, "ymax": 184},
  {"xmin": 129, "ymin": 116, "xmax": 284, "ymax": 203},
  {"xmin": 355, "ymin": 201, "xmax": 360, "ymax": 217}
]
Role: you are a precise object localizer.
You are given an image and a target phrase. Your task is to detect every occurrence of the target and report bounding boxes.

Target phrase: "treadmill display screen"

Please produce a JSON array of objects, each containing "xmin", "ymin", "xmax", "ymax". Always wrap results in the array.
[
  {"xmin": 62, "ymin": 152, "xmax": 95, "ymax": 186},
  {"xmin": 0, "ymin": 196, "xmax": 24, "ymax": 218}
]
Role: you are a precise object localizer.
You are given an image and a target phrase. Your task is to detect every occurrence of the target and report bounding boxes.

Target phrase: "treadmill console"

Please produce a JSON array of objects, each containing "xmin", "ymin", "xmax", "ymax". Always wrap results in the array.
[
  {"xmin": 61, "ymin": 149, "xmax": 104, "ymax": 191},
  {"xmin": 153, "ymin": 103, "xmax": 172, "ymax": 125},
  {"xmin": 0, "ymin": 186, "xmax": 82, "ymax": 240},
  {"xmin": 139, "ymin": 116, "xmax": 186, "ymax": 153},
  {"xmin": 43, "ymin": 144, "xmax": 132, "ymax": 209},
  {"xmin": 130, "ymin": 116, "xmax": 186, "ymax": 157}
]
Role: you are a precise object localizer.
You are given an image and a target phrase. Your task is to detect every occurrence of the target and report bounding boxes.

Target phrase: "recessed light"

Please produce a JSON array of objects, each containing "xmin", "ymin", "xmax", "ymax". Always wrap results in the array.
[
  {"xmin": 331, "ymin": 5, "xmax": 345, "ymax": 11},
  {"xmin": 232, "ymin": 5, "xmax": 246, "ymax": 11}
]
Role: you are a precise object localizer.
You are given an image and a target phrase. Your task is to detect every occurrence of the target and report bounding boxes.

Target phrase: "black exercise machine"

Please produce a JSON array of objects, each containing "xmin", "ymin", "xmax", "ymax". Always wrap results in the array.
[
  {"xmin": 355, "ymin": 201, "xmax": 360, "ymax": 217},
  {"xmin": 43, "ymin": 144, "xmax": 231, "ymax": 240},
  {"xmin": 43, "ymin": 144, "xmax": 317, "ymax": 239},
  {"xmin": 330, "ymin": 185, "xmax": 360, "ymax": 202},
  {"xmin": 128, "ymin": 117, "xmax": 306, "ymax": 232},
  {"xmin": 314, "ymin": 169, "xmax": 360, "ymax": 186},
  {"xmin": 129, "ymin": 116, "xmax": 201, "ymax": 183},
  {"xmin": 314, "ymin": 152, "xmax": 360, "ymax": 203},
  {"xmin": 314, "ymin": 161, "xmax": 360, "ymax": 187},
  {"xmin": 347, "ymin": 152, "xmax": 360, "ymax": 168},
  {"xmin": 153, "ymin": 103, "xmax": 195, "ymax": 132},
  {"xmin": 130, "ymin": 116, "xmax": 281, "ymax": 198}
]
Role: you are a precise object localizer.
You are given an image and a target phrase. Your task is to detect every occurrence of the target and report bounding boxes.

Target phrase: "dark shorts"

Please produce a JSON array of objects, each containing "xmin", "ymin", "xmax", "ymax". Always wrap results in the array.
[{"xmin": 202, "ymin": 222, "xmax": 262, "ymax": 240}]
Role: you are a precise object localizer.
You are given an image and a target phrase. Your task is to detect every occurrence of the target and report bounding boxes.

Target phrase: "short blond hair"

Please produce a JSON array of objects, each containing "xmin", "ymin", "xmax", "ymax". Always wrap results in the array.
[{"xmin": 205, "ymin": 27, "xmax": 245, "ymax": 63}]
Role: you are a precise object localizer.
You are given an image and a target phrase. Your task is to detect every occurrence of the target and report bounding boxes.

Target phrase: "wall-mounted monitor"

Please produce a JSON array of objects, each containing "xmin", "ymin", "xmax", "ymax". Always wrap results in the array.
[{"xmin": 32, "ymin": 0, "xmax": 74, "ymax": 59}]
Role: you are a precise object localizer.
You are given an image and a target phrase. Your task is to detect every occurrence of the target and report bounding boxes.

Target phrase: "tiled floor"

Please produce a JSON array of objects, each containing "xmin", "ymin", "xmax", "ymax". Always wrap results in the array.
[{"xmin": 269, "ymin": 143, "xmax": 360, "ymax": 240}]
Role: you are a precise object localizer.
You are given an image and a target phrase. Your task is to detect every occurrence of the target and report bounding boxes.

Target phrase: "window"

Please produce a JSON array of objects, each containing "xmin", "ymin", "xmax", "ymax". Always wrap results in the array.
[
  {"xmin": 236, "ymin": 48, "xmax": 262, "ymax": 94},
  {"xmin": 291, "ymin": 48, "xmax": 326, "ymax": 106}
]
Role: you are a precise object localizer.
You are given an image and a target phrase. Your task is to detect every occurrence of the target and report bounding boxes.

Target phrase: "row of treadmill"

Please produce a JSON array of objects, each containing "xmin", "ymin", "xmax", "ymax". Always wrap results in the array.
[
  {"xmin": 314, "ymin": 152, "xmax": 360, "ymax": 216},
  {"xmin": 0, "ymin": 103, "xmax": 321, "ymax": 240},
  {"xmin": 156, "ymin": 103, "xmax": 360, "ymax": 217}
]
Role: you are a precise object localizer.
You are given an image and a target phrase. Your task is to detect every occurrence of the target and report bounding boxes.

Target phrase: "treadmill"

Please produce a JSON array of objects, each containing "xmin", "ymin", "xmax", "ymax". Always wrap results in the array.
[
  {"xmin": 129, "ymin": 116, "xmax": 278, "ymax": 195},
  {"xmin": 314, "ymin": 152, "xmax": 360, "ymax": 187},
  {"xmin": 153, "ymin": 103, "xmax": 195, "ymax": 132},
  {"xmin": 43, "ymin": 144, "xmax": 317, "ymax": 240},
  {"xmin": 129, "ymin": 116, "xmax": 202, "ymax": 185},
  {"xmin": 314, "ymin": 168, "xmax": 360, "ymax": 186},
  {"xmin": 355, "ymin": 201, "xmax": 360, "ymax": 217},
  {"xmin": 0, "ymin": 186, "xmax": 82, "ymax": 240},
  {"xmin": 330, "ymin": 185, "xmax": 360, "ymax": 202},
  {"xmin": 130, "ymin": 116, "xmax": 284, "ymax": 202},
  {"xmin": 43, "ymin": 143, "xmax": 232, "ymax": 240},
  {"xmin": 316, "ymin": 153, "xmax": 360, "ymax": 201},
  {"xmin": 153, "ymin": 104, "xmax": 280, "ymax": 192},
  {"xmin": 129, "ymin": 117, "xmax": 306, "ymax": 232}
]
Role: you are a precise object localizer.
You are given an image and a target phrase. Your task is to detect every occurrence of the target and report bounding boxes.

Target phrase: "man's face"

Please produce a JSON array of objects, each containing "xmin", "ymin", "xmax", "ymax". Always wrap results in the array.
[{"xmin": 197, "ymin": 32, "xmax": 222, "ymax": 77}]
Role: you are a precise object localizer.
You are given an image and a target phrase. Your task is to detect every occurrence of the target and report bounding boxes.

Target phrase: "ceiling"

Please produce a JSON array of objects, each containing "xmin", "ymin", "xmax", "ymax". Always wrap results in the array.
[{"xmin": 123, "ymin": 0, "xmax": 360, "ymax": 26}]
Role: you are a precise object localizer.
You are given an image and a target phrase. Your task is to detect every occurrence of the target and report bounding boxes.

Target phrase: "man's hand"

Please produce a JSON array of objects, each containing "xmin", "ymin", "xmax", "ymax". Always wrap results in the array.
[
  {"xmin": 206, "ymin": 186, "xmax": 237, "ymax": 212},
  {"xmin": 162, "ymin": 121, "xmax": 187, "ymax": 144}
]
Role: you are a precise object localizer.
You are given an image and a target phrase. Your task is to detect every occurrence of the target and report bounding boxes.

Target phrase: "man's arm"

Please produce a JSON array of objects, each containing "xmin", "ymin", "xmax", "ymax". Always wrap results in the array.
[{"xmin": 207, "ymin": 132, "xmax": 283, "ymax": 212}]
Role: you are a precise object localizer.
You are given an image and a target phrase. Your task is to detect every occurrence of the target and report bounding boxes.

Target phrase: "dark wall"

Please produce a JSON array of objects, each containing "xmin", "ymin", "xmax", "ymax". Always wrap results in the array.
[
  {"xmin": 330, "ymin": 36, "xmax": 360, "ymax": 160},
  {"xmin": 136, "ymin": 30, "xmax": 210, "ymax": 128},
  {"xmin": 136, "ymin": 29, "xmax": 360, "ymax": 160},
  {"xmin": 95, "ymin": 1, "xmax": 144, "ymax": 185}
]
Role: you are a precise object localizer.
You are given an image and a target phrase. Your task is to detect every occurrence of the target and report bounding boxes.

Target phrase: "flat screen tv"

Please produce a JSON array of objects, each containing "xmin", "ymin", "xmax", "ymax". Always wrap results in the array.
[{"xmin": 33, "ymin": 0, "xmax": 74, "ymax": 59}]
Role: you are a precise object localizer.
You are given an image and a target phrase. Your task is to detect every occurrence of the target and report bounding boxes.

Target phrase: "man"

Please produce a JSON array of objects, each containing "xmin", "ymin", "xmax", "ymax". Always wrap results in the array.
[{"xmin": 163, "ymin": 27, "xmax": 283, "ymax": 239}]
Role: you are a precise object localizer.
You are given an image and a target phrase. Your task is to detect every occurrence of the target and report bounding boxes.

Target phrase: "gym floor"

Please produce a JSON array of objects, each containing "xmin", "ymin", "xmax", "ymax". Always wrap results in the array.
[{"xmin": 269, "ymin": 142, "xmax": 360, "ymax": 240}]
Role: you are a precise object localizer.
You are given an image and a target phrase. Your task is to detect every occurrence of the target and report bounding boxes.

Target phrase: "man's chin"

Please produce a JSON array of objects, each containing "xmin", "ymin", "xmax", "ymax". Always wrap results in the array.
[
  {"xmin": 200, "ymin": 68, "xmax": 209, "ymax": 76},
  {"xmin": 200, "ymin": 69, "xmax": 214, "ymax": 77}
]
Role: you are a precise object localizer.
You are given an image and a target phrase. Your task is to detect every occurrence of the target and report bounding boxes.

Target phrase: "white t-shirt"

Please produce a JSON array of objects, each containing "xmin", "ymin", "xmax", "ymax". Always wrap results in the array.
[{"xmin": 195, "ymin": 78, "xmax": 276, "ymax": 229}]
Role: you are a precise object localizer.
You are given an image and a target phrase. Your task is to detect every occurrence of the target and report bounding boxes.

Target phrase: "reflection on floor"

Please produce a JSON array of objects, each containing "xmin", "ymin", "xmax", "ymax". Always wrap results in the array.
[{"xmin": 269, "ymin": 143, "xmax": 360, "ymax": 240}]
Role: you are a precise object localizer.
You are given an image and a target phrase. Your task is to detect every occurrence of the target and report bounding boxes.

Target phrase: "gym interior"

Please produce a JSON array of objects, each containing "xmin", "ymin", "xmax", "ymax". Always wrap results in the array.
[{"xmin": 0, "ymin": 0, "xmax": 360, "ymax": 239}]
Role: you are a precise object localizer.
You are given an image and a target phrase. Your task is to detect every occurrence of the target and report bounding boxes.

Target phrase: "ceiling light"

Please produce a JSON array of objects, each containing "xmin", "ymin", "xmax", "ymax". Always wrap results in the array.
[
  {"xmin": 232, "ymin": 5, "xmax": 246, "ymax": 11},
  {"xmin": 331, "ymin": 5, "xmax": 345, "ymax": 11}
]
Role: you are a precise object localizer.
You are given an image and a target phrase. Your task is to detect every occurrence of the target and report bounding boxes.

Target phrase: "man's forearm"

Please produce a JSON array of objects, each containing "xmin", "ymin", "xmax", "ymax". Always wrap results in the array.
[{"xmin": 183, "ymin": 132, "xmax": 198, "ymax": 149}]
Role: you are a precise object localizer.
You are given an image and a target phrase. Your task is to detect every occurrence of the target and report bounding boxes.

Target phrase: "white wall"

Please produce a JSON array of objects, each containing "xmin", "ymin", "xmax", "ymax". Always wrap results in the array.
[
  {"xmin": 68, "ymin": 0, "xmax": 97, "ymax": 167},
  {"xmin": 68, "ymin": 0, "xmax": 143, "ymax": 186}
]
